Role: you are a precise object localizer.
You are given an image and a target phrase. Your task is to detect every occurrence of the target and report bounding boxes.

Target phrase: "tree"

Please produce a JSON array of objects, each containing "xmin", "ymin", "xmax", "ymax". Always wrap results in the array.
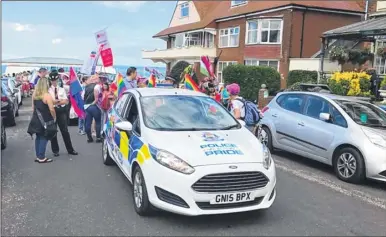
[{"xmin": 170, "ymin": 61, "xmax": 190, "ymax": 84}]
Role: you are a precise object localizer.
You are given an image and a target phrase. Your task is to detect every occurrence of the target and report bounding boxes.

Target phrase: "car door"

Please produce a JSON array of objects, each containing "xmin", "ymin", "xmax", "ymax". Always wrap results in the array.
[
  {"xmin": 107, "ymin": 93, "xmax": 131, "ymax": 167},
  {"xmin": 295, "ymin": 95, "xmax": 346, "ymax": 161},
  {"xmin": 273, "ymin": 93, "xmax": 307, "ymax": 150}
]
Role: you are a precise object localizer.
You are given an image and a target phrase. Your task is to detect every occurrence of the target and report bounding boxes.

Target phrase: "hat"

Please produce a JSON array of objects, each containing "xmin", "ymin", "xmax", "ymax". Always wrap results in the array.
[
  {"xmin": 38, "ymin": 68, "xmax": 47, "ymax": 73},
  {"xmin": 49, "ymin": 71, "xmax": 60, "ymax": 81},
  {"xmin": 226, "ymin": 83, "xmax": 240, "ymax": 96},
  {"xmin": 165, "ymin": 76, "xmax": 176, "ymax": 82}
]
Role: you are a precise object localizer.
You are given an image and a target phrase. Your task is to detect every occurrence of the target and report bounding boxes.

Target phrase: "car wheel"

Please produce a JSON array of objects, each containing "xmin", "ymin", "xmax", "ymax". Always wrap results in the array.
[
  {"xmin": 1, "ymin": 121, "xmax": 6, "ymax": 150},
  {"xmin": 102, "ymin": 138, "xmax": 115, "ymax": 166},
  {"xmin": 262, "ymin": 126, "xmax": 274, "ymax": 153},
  {"xmin": 15, "ymin": 105, "xmax": 19, "ymax": 117},
  {"xmin": 6, "ymin": 109, "xmax": 16, "ymax": 127},
  {"xmin": 132, "ymin": 166, "xmax": 153, "ymax": 216},
  {"xmin": 333, "ymin": 147, "xmax": 365, "ymax": 184}
]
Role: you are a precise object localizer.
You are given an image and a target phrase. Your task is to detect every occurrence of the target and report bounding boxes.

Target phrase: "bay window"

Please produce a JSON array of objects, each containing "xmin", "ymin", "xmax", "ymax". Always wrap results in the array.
[
  {"xmin": 245, "ymin": 59, "xmax": 279, "ymax": 71},
  {"xmin": 217, "ymin": 61, "xmax": 238, "ymax": 83},
  {"xmin": 246, "ymin": 19, "xmax": 282, "ymax": 44},
  {"xmin": 219, "ymin": 27, "xmax": 240, "ymax": 48}
]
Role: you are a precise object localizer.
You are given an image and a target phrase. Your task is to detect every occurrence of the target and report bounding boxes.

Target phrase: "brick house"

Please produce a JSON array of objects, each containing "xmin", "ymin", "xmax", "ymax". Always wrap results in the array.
[{"xmin": 142, "ymin": 1, "xmax": 369, "ymax": 88}]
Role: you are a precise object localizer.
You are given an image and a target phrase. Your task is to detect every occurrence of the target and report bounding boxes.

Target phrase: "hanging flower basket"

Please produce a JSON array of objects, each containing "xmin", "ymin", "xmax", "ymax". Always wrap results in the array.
[
  {"xmin": 329, "ymin": 46, "xmax": 349, "ymax": 65},
  {"xmin": 377, "ymin": 46, "xmax": 386, "ymax": 59}
]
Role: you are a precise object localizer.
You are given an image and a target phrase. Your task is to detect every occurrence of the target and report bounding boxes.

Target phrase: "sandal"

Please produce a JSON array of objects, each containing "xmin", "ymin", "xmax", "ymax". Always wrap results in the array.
[{"xmin": 34, "ymin": 158, "xmax": 53, "ymax": 163}]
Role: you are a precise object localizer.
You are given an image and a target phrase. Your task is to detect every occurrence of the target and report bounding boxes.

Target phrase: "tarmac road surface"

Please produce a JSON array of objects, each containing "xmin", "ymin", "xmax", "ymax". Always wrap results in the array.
[{"xmin": 2, "ymin": 99, "xmax": 385, "ymax": 236}]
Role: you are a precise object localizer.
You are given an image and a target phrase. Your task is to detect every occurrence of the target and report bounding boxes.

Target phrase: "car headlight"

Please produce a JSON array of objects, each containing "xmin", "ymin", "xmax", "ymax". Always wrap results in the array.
[
  {"xmin": 150, "ymin": 146, "xmax": 195, "ymax": 175},
  {"xmin": 362, "ymin": 128, "xmax": 386, "ymax": 148},
  {"xmin": 262, "ymin": 145, "xmax": 272, "ymax": 170}
]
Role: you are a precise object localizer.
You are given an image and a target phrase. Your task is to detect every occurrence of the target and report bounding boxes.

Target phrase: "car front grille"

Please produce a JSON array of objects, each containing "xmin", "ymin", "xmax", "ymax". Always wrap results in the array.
[
  {"xmin": 155, "ymin": 186, "xmax": 189, "ymax": 208},
  {"xmin": 192, "ymin": 171, "xmax": 269, "ymax": 193},
  {"xmin": 196, "ymin": 197, "xmax": 264, "ymax": 210}
]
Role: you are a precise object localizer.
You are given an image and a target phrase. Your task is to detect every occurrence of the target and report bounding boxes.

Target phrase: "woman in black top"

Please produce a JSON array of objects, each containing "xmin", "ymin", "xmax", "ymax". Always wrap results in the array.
[{"xmin": 27, "ymin": 77, "xmax": 57, "ymax": 163}]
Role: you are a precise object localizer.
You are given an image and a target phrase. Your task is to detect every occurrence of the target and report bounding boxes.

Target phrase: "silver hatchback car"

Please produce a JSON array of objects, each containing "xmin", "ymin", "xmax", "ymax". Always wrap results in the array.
[{"xmin": 260, "ymin": 91, "xmax": 386, "ymax": 183}]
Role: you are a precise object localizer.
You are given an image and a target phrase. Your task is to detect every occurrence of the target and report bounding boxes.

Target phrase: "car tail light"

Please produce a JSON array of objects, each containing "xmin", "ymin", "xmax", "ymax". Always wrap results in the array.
[
  {"xmin": 261, "ymin": 106, "xmax": 269, "ymax": 114},
  {"xmin": 1, "ymin": 96, "xmax": 7, "ymax": 102}
]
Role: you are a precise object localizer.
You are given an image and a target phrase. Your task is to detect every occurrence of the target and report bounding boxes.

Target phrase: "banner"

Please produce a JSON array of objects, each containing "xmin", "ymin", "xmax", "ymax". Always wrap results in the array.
[{"xmin": 95, "ymin": 29, "xmax": 113, "ymax": 67}]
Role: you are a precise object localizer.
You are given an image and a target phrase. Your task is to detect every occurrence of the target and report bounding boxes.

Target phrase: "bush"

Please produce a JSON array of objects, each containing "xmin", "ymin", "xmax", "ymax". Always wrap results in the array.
[
  {"xmin": 381, "ymin": 75, "xmax": 386, "ymax": 90},
  {"xmin": 328, "ymin": 71, "xmax": 371, "ymax": 96},
  {"xmin": 287, "ymin": 70, "xmax": 318, "ymax": 86},
  {"xmin": 223, "ymin": 64, "xmax": 280, "ymax": 101},
  {"xmin": 170, "ymin": 61, "xmax": 190, "ymax": 84}
]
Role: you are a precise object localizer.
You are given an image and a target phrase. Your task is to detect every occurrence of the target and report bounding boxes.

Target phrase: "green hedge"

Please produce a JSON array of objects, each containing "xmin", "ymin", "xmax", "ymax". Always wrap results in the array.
[
  {"xmin": 287, "ymin": 70, "xmax": 318, "ymax": 86},
  {"xmin": 222, "ymin": 64, "xmax": 281, "ymax": 101}
]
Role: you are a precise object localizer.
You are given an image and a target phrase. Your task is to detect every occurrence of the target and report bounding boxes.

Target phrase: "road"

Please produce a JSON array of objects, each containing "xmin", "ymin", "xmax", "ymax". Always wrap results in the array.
[{"xmin": 2, "ymin": 99, "xmax": 386, "ymax": 236}]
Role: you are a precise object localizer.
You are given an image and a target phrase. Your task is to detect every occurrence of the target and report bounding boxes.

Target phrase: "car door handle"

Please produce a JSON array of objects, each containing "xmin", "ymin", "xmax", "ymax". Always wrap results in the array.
[
  {"xmin": 298, "ymin": 122, "xmax": 305, "ymax": 126},
  {"xmin": 272, "ymin": 114, "xmax": 278, "ymax": 117}
]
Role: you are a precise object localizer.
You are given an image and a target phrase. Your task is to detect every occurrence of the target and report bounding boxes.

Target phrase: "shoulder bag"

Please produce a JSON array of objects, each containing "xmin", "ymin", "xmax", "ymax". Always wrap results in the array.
[{"xmin": 36, "ymin": 109, "xmax": 57, "ymax": 140}]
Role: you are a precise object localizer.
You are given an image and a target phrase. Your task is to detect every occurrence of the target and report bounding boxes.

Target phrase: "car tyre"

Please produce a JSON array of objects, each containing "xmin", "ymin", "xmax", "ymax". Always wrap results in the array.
[
  {"xmin": 102, "ymin": 138, "xmax": 115, "ymax": 166},
  {"xmin": 1, "ymin": 121, "xmax": 6, "ymax": 150},
  {"xmin": 6, "ymin": 109, "xmax": 16, "ymax": 127},
  {"xmin": 15, "ymin": 105, "xmax": 19, "ymax": 117},
  {"xmin": 262, "ymin": 126, "xmax": 274, "ymax": 153},
  {"xmin": 132, "ymin": 166, "xmax": 153, "ymax": 216},
  {"xmin": 333, "ymin": 147, "xmax": 365, "ymax": 184}
]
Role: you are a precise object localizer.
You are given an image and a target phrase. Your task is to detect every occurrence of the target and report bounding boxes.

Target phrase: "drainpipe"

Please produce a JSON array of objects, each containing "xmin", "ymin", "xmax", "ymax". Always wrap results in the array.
[
  {"xmin": 365, "ymin": 0, "xmax": 369, "ymax": 20},
  {"xmin": 299, "ymin": 8, "xmax": 307, "ymax": 57}
]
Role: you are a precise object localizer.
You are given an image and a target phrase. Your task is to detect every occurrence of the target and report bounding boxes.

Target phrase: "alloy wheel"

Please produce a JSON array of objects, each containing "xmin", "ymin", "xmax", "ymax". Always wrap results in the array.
[
  {"xmin": 133, "ymin": 172, "xmax": 143, "ymax": 208},
  {"xmin": 259, "ymin": 129, "xmax": 268, "ymax": 146},
  {"xmin": 102, "ymin": 140, "xmax": 108, "ymax": 161},
  {"xmin": 337, "ymin": 153, "xmax": 357, "ymax": 178}
]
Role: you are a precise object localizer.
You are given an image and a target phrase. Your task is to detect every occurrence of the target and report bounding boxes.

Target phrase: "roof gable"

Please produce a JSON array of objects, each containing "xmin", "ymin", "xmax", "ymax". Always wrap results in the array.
[{"xmin": 168, "ymin": 1, "xmax": 202, "ymax": 28}]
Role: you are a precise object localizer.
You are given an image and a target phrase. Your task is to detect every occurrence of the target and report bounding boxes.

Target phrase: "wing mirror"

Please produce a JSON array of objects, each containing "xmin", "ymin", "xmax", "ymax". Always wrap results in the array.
[
  {"xmin": 319, "ymin": 113, "xmax": 331, "ymax": 122},
  {"xmin": 115, "ymin": 121, "xmax": 133, "ymax": 132},
  {"xmin": 237, "ymin": 119, "xmax": 246, "ymax": 126}
]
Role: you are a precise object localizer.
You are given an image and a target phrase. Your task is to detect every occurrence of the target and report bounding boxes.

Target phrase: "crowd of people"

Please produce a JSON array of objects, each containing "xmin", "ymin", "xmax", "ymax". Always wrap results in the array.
[{"xmin": 25, "ymin": 65, "xmax": 249, "ymax": 163}]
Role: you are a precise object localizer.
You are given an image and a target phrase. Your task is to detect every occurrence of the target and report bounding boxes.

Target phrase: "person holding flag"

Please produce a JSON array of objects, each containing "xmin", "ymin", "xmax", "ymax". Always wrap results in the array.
[{"xmin": 84, "ymin": 75, "xmax": 103, "ymax": 143}]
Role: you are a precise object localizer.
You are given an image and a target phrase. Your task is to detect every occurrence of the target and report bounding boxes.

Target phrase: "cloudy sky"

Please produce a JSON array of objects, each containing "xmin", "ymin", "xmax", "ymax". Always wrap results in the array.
[{"xmin": 2, "ymin": 1, "xmax": 176, "ymax": 66}]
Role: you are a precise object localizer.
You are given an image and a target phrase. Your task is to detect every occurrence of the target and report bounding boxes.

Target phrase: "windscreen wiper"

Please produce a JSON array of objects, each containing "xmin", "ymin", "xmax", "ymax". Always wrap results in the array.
[{"xmin": 220, "ymin": 124, "xmax": 240, "ymax": 130}]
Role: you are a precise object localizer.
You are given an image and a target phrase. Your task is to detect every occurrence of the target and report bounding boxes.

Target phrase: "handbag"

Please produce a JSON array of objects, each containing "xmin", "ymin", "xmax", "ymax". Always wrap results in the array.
[{"xmin": 36, "ymin": 109, "xmax": 57, "ymax": 140}]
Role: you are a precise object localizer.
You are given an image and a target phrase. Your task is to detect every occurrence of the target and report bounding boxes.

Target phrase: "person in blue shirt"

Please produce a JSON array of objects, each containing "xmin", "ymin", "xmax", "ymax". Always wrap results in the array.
[
  {"xmin": 34, "ymin": 68, "xmax": 48, "ymax": 85},
  {"xmin": 124, "ymin": 67, "xmax": 137, "ymax": 89}
]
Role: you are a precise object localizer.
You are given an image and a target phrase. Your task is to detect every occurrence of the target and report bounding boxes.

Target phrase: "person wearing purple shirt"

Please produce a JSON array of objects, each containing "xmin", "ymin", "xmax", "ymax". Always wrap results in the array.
[{"xmin": 124, "ymin": 67, "xmax": 138, "ymax": 90}]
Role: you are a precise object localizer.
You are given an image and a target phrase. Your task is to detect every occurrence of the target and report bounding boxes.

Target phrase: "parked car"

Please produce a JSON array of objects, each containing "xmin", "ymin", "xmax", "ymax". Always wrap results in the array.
[
  {"xmin": 1, "ymin": 117, "xmax": 6, "ymax": 150},
  {"xmin": 2, "ymin": 78, "xmax": 21, "ymax": 106},
  {"xmin": 260, "ymin": 91, "xmax": 386, "ymax": 184},
  {"xmin": 102, "ymin": 88, "xmax": 276, "ymax": 216},
  {"xmin": 1, "ymin": 79, "xmax": 19, "ymax": 126}
]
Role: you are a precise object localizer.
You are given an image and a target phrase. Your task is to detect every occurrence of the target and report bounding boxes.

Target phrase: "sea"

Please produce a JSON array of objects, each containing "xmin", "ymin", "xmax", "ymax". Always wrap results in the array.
[{"xmin": 1, "ymin": 65, "xmax": 166, "ymax": 79}]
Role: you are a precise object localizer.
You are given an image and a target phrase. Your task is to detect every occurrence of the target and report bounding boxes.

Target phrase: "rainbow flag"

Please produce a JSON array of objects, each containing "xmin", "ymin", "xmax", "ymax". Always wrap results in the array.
[
  {"xmin": 148, "ymin": 74, "xmax": 157, "ymax": 88},
  {"xmin": 184, "ymin": 73, "xmax": 200, "ymax": 91},
  {"xmin": 115, "ymin": 73, "xmax": 126, "ymax": 97}
]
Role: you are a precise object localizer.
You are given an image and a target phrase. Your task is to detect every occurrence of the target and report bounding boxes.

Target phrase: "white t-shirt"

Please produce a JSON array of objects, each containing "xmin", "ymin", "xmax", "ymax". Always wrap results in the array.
[
  {"xmin": 48, "ymin": 86, "xmax": 68, "ymax": 108},
  {"xmin": 230, "ymin": 97, "xmax": 245, "ymax": 118}
]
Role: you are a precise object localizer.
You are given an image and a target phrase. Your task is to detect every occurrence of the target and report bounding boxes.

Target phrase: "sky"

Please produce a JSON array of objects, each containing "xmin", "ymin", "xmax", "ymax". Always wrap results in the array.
[{"xmin": 1, "ymin": 1, "xmax": 176, "ymax": 67}]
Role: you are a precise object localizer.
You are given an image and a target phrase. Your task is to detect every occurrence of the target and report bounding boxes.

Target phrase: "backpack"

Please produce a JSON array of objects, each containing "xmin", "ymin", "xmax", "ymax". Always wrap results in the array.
[{"xmin": 234, "ymin": 98, "xmax": 260, "ymax": 126}]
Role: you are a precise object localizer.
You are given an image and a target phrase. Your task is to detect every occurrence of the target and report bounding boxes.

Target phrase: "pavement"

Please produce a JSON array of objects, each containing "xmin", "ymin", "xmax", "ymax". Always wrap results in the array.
[{"xmin": 2, "ymin": 99, "xmax": 386, "ymax": 236}]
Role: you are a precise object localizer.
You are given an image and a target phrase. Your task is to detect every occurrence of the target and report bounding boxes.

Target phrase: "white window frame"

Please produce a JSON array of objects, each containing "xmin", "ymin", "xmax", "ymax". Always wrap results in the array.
[
  {"xmin": 217, "ymin": 61, "xmax": 238, "ymax": 84},
  {"xmin": 180, "ymin": 2, "xmax": 189, "ymax": 18},
  {"xmin": 375, "ymin": 40, "xmax": 386, "ymax": 75},
  {"xmin": 218, "ymin": 26, "xmax": 240, "ymax": 48},
  {"xmin": 244, "ymin": 59, "xmax": 280, "ymax": 71},
  {"xmin": 245, "ymin": 19, "xmax": 283, "ymax": 45},
  {"xmin": 231, "ymin": 0, "xmax": 247, "ymax": 7}
]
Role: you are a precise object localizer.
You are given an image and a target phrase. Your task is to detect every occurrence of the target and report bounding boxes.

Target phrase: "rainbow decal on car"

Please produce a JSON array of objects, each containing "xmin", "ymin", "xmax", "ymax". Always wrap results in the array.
[{"xmin": 128, "ymin": 135, "xmax": 152, "ymax": 165}]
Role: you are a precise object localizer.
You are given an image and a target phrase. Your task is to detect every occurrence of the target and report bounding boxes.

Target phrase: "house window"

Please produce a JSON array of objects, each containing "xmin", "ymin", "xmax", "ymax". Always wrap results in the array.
[
  {"xmin": 219, "ymin": 27, "xmax": 240, "ymax": 48},
  {"xmin": 184, "ymin": 32, "xmax": 201, "ymax": 47},
  {"xmin": 217, "ymin": 61, "xmax": 238, "ymax": 83},
  {"xmin": 245, "ymin": 59, "xmax": 279, "ymax": 71},
  {"xmin": 231, "ymin": 0, "xmax": 247, "ymax": 7},
  {"xmin": 375, "ymin": 40, "xmax": 386, "ymax": 75},
  {"xmin": 246, "ymin": 19, "xmax": 282, "ymax": 44},
  {"xmin": 181, "ymin": 2, "xmax": 189, "ymax": 18},
  {"xmin": 174, "ymin": 33, "xmax": 184, "ymax": 48}
]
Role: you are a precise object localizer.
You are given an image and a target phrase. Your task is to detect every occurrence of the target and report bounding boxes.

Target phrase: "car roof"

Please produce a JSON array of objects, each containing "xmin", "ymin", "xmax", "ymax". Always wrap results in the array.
[
  {"xmin": 278, "ymin": 91, "xmax": 371, "ymax": 103},
  {"xmin": 128, "ymin": 88, "xmax": 208, "ymax": 97}
]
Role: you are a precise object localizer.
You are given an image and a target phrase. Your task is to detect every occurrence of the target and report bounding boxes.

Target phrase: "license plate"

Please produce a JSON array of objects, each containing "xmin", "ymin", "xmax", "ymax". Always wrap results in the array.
[{"xmin": 210, "ymin": 192, "xmax": 253, "ymax": 205}]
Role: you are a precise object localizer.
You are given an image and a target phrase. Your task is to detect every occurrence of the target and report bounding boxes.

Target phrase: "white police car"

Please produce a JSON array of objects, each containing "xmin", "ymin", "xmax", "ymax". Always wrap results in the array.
[{"xmin": 102, "ymin": 88, "xmax": 276, "ymax": 216}]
